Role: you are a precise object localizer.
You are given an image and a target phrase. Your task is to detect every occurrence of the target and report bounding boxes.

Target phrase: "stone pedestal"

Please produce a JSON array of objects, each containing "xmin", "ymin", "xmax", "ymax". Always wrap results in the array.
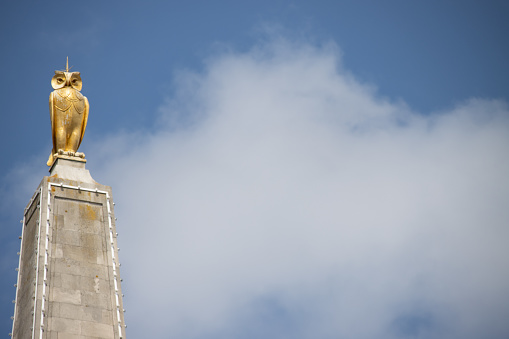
[{"xmin": 12, "ymin": 158, "xmax": 126, "ymax": 338}]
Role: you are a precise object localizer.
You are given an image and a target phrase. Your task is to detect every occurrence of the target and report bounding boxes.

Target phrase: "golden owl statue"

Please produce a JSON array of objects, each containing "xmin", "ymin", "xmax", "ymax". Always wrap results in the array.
[{"xmin": 47, "ymin": 63, "xmax": 89, "ymax": 166}]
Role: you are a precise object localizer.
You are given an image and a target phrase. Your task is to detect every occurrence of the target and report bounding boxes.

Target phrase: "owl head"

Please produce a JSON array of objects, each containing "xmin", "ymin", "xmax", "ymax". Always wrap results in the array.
[{"xmin": 51, "ymin": 71, "xmax": 82, "ymax": 91}]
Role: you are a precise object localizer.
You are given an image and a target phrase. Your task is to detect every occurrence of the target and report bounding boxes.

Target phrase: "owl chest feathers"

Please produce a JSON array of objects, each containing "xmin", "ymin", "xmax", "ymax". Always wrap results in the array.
[{"xmin": 52, "ymin": 88, "xmax": 86, "ymax": 114}]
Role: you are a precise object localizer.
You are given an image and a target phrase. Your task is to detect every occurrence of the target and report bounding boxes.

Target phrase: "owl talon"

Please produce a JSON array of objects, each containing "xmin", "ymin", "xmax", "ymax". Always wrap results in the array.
[{"xmin": 55, "ymin": 150, "xmax": 83, "ymax": 158}]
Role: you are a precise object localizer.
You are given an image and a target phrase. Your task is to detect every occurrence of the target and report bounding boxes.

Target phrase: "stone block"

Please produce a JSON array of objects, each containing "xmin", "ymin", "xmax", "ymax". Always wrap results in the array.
[
  {"xmin": 97, "ymin": 250, "xmax": 107, "ymax": 265},
  {"xmin": 56, "ymin": 229, "xmax": 80, "ymax": 246},
  {"xmin": 61, "ymin": 244, "xmax": 100, "ymax": 265},
  {"xmin": 53, "ymin": 257, "xmax": 108, "ymax": 278},
  {"xmin": 60, "ymin": 273, "xmax": 81, "ymax": 290},
  {"xmin": 82, "ymin": 275, "xmax": 109, "ymax": 294},
  {"xmin": 58, "ymin": 303, "xmax": 105, "ymax": 323},
  {"xmin": 81, "ymin": 291, "xmax": 112, "ymax": 310},
  {"xmin": 50, "ymin": 287, "xmax": 81, "ymax": 305},
  {"xmin": 57, "ymin": 334, "xmax": 86, "ymax": 339},
  {"xmin": 54, "ymin": 244, "xmax": 64, "ymax": 258},
  {"xmin": 81, "ymin": 321, "xmax": 115, "ymax": 338},
  {"xmin": 81, "ymin": 219, "xmax": 103, "ymax": 235},
  {"xmin": 101, "ymin": 309, "xmax": 113, "ymax": 325},
  {"xmin": 54, "ymin": 214, "xmax": 65, "ymax": 230},
  {"xmin": 79, "ymin": 203, "xmax": 99, "ymax": 221},
  {"xmin": 49, "ymin": 317, "xmax": 81, "ymax": 335},
  {"xmin": 81, "ymin": 233, "xmax": 103, "ymax": 249},
  {"xmin": 49, "ymin": 301, "xmax": 60, "ymax": 318}
]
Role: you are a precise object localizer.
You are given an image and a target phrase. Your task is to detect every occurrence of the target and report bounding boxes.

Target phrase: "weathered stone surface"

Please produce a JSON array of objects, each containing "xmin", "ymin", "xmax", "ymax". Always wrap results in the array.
[
  {"xmin": 53, "ymin": 257, "xmax": 109, "ymax": 278},
  {"xmin": 12, "ymin": 161, "xmax": 126, "ymax": 338},
  {"xmin": 81, "ymin": 321, "xmax": 115, "ymax": 338},
  {"xmin": 57, "ymin": 303, "xmax": 109, "ymax": 323},
  {"xmin": 49, "ymin": 317, "xmax": 81, "ymax": 334},
  {"xmin": 50, "ymin": 287, "xmax": 82, "ymax": 305},
  {"xmin": 49, "ymin": 158, "xmax": 96, "ymax": 183}
]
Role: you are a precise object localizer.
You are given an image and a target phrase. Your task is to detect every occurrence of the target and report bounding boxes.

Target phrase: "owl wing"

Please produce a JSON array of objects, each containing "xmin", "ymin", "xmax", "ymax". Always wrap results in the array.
[
  {"xmin": 77, "ymin": 95, "xmax": 89, "ymax": 150},
  {"xmin": 47, "ymin": 92, "xmax": 56, "ymax": 166}
]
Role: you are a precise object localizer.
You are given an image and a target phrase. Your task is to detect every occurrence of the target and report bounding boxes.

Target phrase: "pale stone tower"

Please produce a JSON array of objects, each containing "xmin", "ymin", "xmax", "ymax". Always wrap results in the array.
[
  {"xmin": 11, "ymin": 62, "xmax": 126, "ymax": 338},
  {"xmin": 11, "ymin": 158, "xmax": 127, "ymax": 338}
]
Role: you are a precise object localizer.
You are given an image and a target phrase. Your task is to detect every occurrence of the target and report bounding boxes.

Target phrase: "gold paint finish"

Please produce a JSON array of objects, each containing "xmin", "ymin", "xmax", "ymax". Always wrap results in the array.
[{"xmin": 47, "ymin": 58, "xmax": 89, "ymax": 166}]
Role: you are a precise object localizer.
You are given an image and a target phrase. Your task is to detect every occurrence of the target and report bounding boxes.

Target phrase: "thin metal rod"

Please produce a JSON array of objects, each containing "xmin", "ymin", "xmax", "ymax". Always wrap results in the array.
[
  {"xmin": 31, "ymin": 188, "xmax": 42, "ymax": 339},
  {"xmin": 39, "ymin": 185, "xmax": 51, "ymax": 338}
]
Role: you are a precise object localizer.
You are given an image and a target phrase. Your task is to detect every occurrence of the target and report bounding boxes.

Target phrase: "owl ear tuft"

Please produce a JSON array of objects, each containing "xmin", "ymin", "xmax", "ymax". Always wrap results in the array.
[
  {"xmin": 70, "ymin": 73, "xmax": 82, "ymax": 91},
  {"xmin": 51, "ymin": 73, "xmax": 66, "ymax": 90}
]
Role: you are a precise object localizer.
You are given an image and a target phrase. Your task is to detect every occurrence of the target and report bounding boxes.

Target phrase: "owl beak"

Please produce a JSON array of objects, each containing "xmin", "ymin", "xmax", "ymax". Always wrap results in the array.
[{"xmin": 64, "ymin": 72, "xmax": 72, "ymax": 86}]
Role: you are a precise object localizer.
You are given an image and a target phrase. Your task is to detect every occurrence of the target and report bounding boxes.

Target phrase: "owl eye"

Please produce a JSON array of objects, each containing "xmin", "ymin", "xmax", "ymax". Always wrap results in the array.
[{"xmin": 57, "ymin": 78, "xmax": 64, "ymax": 83}]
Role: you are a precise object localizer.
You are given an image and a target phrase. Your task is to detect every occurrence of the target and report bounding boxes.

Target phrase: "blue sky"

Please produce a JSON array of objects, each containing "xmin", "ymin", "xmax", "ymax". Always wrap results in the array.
[{"xmin": 1, "ymin": 1, "xmax": 509, "ymax": 338}]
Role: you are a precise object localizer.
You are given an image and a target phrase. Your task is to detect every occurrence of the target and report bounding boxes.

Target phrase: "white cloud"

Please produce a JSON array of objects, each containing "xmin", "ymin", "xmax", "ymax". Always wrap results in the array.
[{"xmin": 89, "ymin": 39, "xmax": 509, "ymax": 338}]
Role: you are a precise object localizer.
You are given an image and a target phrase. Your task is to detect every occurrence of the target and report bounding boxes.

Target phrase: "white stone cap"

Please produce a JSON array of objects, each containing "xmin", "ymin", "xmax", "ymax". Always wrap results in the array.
[{"xmin": 48, "ymin": 156, "xmax": 96, "ymax": 183}]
